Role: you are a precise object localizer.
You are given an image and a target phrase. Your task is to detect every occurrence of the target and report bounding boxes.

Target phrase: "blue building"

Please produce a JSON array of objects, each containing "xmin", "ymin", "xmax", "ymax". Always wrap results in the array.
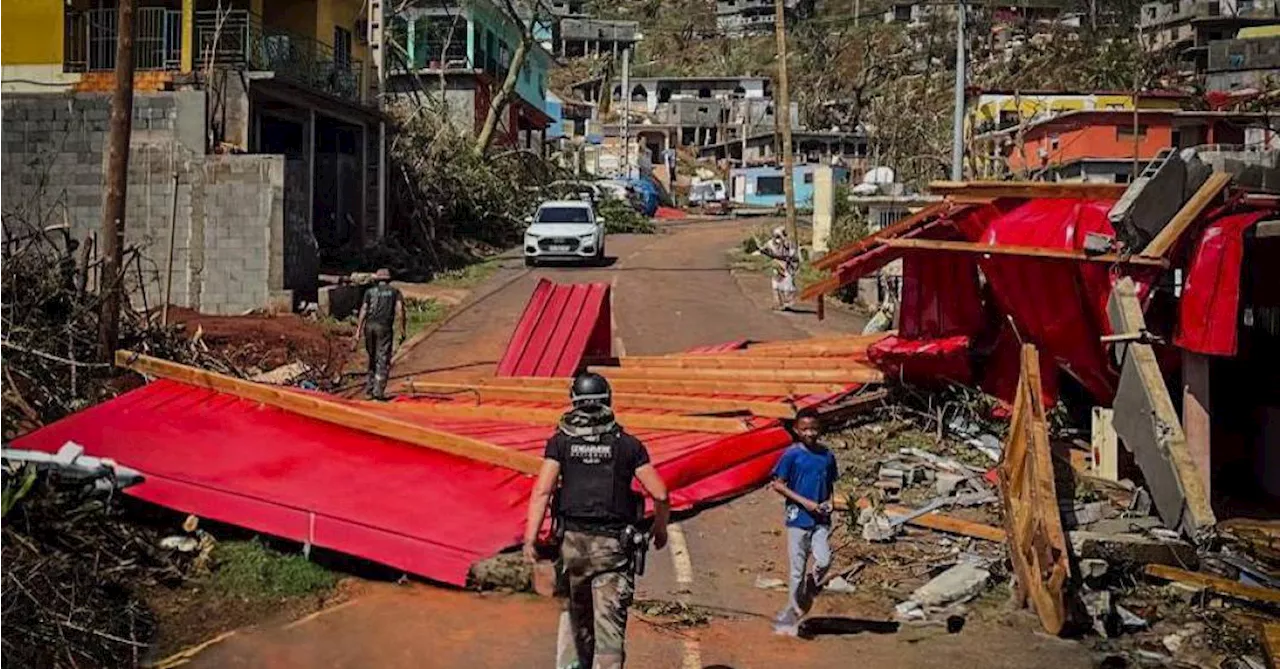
[
  {"xmin": 729, "ymin": 164, "xmax": 851, "ymax": 208},
  {"xmin": 388, "ymin": 0, "xmax": 557, "ymax": 148}
]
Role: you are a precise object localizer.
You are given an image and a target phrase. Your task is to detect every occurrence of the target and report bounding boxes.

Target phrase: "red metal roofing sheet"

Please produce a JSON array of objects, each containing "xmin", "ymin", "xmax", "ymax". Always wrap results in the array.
[
  {"xmin": 11, "ymin": 379, "xmax": 825, "ymax": 586},
  {"xmin": 496, "ymin": 279, "xmax": 612, "ymax": 377},
  {"xmin": 1175, "ymin": 208, "xmax": 1270, "ymax": 356}
]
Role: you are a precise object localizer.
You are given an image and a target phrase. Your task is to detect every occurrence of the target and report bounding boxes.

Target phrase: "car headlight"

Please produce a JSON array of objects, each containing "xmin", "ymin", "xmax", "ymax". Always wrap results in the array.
[{"xmin": 580, "ymin": 233, "xmax": 596, "ymax": 241}]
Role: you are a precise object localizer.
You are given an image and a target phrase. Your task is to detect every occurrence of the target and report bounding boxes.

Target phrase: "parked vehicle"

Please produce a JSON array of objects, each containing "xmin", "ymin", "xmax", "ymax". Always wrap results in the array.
[
  {"xmin": 623, "ymin": 177, "xmax": 661, "ymax": 217},
  {"xmin": 597, "ymin": 180, "xmax": 644, "ymax": 212},
  {"xmin": 523, "ymin": 200, "xmax": 606, "ymax": 267},
  {"xmin": 689, "ymin": 179, "xmax": 727, "ymax": 206}
]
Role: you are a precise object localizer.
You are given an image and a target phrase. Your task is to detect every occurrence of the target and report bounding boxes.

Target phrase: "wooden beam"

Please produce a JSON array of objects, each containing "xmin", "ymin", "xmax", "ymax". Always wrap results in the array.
[
  {"xmin": 1263, "ymin": 621, "xmax": 1280, "ymax": 669},
  {"xmin": 383, "ymin": 401, "xmax": 752, "ymax": 434},
  {"xmin": 402, "ymin": 381, "xmax": 798, "ymax": 418},
  {"xmin": 114, "ymin": 351, "xmax": 542, "ymax": 475},
  {"xmin": 589, "ymin": 365, "xmax": 885, "ymax": 384},
  {"xmin": 1141, "ymin": 172, "xmax": 1232, "ymax": 258},
  {"xmin": 882, "ymin": 238, "xmax": 1168, "ymax": 266},
  {"xmin": 739, "ymin": 332, "xmax": 890, "ymax": 353},
  {"xmin": 840, "ymin": 495, "xmax": 1005, "ymax": 542},
  {"xmin": 812, "ymin": 202, "xmax": 950, "ymax": 271},
  {"xmin": 929, "ymin": 180, "xmax": 1129, "ymax": 201},
  {"xmin": 620, "ymin": 355, "xmax": 867, "ymax": 370},
  {"xmin": 1143, "ymin": 564, "xmax": 1280, "ymax": 605},
  {"xmin": 493, "ymin": 375, "xmax": 852, "ymax": 396}
]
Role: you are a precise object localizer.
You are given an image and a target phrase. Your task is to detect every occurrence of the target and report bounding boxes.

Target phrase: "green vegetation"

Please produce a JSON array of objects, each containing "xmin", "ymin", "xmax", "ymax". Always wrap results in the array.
[
  {"xmin": 599, "ymin": 197, "xmax": 656, "ymax": 234},
  {"xmin": 208, "ymin": 539, "xmax": 337, "ymax": 598},
  {"xmin": 431, "ymin": 258, "xmax": 502, "ymax": 289},
  {"xmin": 404, "ymin": 297, "xmax": 450, "ymax": 340}
]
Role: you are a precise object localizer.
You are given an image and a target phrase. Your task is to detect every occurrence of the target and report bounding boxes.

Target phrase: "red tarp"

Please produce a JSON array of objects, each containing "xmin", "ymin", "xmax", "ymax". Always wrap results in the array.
[
  {"xmin": 1175, "ymin": 209, "xmax": 1269, "ymax": 356},
  {"xmin": 496, "ymin": 279, "xmax": 612, "ymax": 377},
  {"xmin": 11, "ymin": 379, "xmax": 818, "ymax": 586},
  {"xmin": 858, "ymin": 198, "xmax": 1168, "ymax": 403}
]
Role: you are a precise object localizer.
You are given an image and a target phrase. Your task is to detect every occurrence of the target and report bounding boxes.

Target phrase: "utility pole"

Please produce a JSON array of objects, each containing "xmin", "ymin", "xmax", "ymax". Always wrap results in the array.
[
  {"xmin": 854, "ymin": 0, "xmax": 861, "ymax": 27},
  {"xmin": 99, "ymin": 0, "xmax": 137, "ymax": 360},
  {"xmin": 621, "ymin": 46, "xmax": 631, "ymax": 178},
  {"xmin": 774, "ymin": 0, "xmax": 797, "ymax": 241},
  {"xmin": 949, "ymin": 0, "xmax": 966, "ymax": 182}
]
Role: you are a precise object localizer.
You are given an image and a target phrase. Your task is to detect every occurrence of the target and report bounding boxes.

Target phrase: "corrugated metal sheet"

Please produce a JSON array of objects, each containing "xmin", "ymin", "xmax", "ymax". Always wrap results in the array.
[
  {"xmin": 1175, "ymin": 209, "xmax": 1269, "ymax": 356},
  {"xmin": 12, "ymin": 377, "xmax": 852, "ymax": 586},
  {"xmin": 496, "ymin": 279, "xmax": 612, "ymax": 377}
]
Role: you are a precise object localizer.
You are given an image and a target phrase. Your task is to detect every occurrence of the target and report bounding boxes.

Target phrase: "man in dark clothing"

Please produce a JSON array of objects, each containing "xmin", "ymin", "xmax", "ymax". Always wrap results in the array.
[
  {"xmin": 523, "ymin": 373, "xmax": 670, "ymax": 669},
  {"xmin": 352, "ymin": 268, "xmax": 405, "ymax": 400}
]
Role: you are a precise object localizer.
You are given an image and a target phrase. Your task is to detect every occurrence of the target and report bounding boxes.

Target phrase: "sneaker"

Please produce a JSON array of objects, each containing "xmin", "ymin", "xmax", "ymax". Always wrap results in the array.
[{"xmin": 773, "ymin": 607, "xmax": 800, "ymax": 636}]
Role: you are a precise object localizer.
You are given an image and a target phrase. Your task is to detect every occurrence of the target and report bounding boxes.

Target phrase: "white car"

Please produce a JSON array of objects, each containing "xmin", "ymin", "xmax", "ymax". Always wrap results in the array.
[{"xmin": 523, "ymin": 200, "xmax": 606, "ymax": 267}]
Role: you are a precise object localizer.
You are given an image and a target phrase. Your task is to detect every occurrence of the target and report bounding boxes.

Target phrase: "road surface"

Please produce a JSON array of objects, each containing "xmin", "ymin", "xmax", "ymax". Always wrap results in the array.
[{"xmin": 186, "ymin": 220, "xmax": 1091, "ymax": 668}]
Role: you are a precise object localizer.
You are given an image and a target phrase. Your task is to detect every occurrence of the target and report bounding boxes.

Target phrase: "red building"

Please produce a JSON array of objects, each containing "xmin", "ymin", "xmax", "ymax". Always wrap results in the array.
[{"xmin": 974, "ymin": 109, "xmax": 1279, "ymax": 183}]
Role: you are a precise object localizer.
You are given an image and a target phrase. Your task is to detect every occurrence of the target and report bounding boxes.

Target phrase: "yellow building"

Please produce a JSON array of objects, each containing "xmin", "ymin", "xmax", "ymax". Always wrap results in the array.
[
  {"xmin": 1, "ymin": 0, "xmax": 389, "ymax": 314},
  {"xmin": 2, "ymin": 0, "xmax": 372, "ymax": 99},
  {"xmin": 968, "ymin": 89, "xmax": 1189, "ymax": 137}
]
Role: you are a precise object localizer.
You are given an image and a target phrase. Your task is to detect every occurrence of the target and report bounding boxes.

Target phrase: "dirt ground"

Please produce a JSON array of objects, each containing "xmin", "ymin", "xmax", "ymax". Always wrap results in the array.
[
  {"xmin": 173, "ymin": 218, "xmax": 1098, "ymax": 668},
  {"xmin": 166, "ymin": 307, "xmax": 353, "ymax": 379}
]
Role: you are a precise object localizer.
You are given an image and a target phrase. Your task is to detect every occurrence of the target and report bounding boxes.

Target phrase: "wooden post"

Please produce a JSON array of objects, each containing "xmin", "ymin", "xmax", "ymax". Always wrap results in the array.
[
  {"xmin": 773, "ymin": 0, "xmax": 797, "ymax": 241},
  {"xmin": 99, "ymin": 0, "xmax": 138, "ymax": 360},
  {"xmin": 1090, "ymin": 407, "xmax": 1118, "ymax": 481},
  {"xmin": 1182, "ymin": 350, "xmax": 1212, "ymax": 498}
]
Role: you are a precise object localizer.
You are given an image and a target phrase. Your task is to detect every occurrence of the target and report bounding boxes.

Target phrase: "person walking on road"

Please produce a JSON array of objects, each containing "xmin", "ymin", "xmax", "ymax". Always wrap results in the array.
[
  {"xmin": 352, "ymin": 268, "xmax": 405, "ymax": 400},
  {"xmin": 770, "ymin": 408, "xmax": 838, "ymax": 636},
  {"xmin": 522, "ymin": 372, "xmax": 670, "ymax": 669},
  {"xmin": 761, "ymin": 226, "xmax": 799, "ymax": 311}
]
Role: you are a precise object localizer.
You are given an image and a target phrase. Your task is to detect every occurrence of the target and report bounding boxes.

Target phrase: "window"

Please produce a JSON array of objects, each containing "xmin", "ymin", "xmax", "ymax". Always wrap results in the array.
[
  {"xmin": 334, "ymin": 27, "xmax": 352, "ymax": 68},
  {"xmin": 1116, "ymin": 124, "xmax": 1149, "ymax": 140},
  {"xmin": 757, "ymin": 176, "xmax": 785, "ymax": 195},
  {"xmin": 803, "ymin": 172, "xmax": 814, "ymax": 184},
  {"xmin": 1049, "ymin": 134, "xmax": 1060, "ymax": 150}
]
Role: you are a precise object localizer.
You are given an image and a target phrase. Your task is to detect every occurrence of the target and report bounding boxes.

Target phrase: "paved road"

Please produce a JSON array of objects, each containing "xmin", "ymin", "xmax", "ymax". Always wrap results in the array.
[{"xmin": 186, "ymin": 220, "xmax": 1092, "ymax": 668}]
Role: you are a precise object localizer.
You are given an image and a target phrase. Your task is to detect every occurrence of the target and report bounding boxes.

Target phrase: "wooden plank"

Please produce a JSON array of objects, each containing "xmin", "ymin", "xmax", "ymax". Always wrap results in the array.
[
  {"xmin": 1090, "ymin": 407, "xmax": 1119, "ymax": 482},
  {"xmin": 882, "ymin": 238, "xmax": 1168, "ymax": 266},
  {"xmin": 493, "ymin": 375, "xmax": 852, "ymax": 397},
  {"xmin": 929, "ymin": 180, "xmax": 1129, "ymax": 201},
  {"xmin": 840, "ymin": 496, "xmax": 1006, "ymax": 542},
  {"xmin": 403, "ymin": 381, "xmax": 798, "ymax": 418},
  {"xmin": 588, "ymin": 365, "xmax": 885, "ymax": 384},
  {"xmin": 812, "ymin": 202, "xmax": 951, "ymax": 271},
  {"xmin": 619, "ymin": 355, "xmax": 867, "ymax": 370},
  {"xmin": 999, "ymin": 344, "xmax": 1071, "ymax": 636},
  {"xmin": 1263, "ymin": 621, "xmax": 1280, "ymax": 669},
  {"xmin": 1143, "ymin": 564, "xmax": 1280, "ymax": 605},
  {"xmin": 1141, "ymin": 171, "xmax": 1232, "ymax": 258},
  {"xmin": 739, "ymin": 332, "xmax": 891, "ymax": 353},
  {"xmin": 383, "ymin": 401, "xmax": 751, "ymax": 434},
  {"xmin": 114, "ymin": 351, "xmax": 542, "ymax": 475}
]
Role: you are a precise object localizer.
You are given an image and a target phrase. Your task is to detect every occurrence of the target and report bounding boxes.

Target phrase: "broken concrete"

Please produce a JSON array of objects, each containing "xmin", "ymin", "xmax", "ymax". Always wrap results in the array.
[{"xmin": 1070, "ymin": 530, "xmax": 1199, "ymax": 570}]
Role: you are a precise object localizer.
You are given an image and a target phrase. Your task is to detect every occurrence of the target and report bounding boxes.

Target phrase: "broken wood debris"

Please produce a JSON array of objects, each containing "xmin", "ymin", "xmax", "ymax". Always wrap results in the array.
[
  {"xmin": 587, "ymin": 364, "xmax": 885, "ymax": 385},
  {"xmin": 1143, "ymin": 564, "xmax": 1280, "ymax": 606},
  {"xmin": 999, "ymin": 344, "xmax": 1071, "ymax": 636},
  {"xmin": 384, "ymin": 400, "xmax": 752, "ymax": 434},
  {"xmin": 495, "ymin": 375, "xmax": 853, "ymax": 397}
]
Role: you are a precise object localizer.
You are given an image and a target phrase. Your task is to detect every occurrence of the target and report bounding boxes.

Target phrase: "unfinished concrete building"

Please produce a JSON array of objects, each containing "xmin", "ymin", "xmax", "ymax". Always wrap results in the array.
[
  {"xmin": 716, "ymin": 0, "xmax": 813, "ymax": 37},
  {"xmin": 1139, "ymin": 0, "xmax": 1280, "ymax": 72}
]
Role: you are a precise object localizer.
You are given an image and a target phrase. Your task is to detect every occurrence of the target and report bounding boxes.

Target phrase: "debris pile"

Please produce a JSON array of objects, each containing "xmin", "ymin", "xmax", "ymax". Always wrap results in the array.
[{"xmin": 0, "ymin": 464, "xmax": 196, "ymax": 668}]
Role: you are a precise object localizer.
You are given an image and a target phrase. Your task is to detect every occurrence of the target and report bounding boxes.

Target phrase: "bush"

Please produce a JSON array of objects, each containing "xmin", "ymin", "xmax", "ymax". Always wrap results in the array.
[
  {"xmin": 209, "ymin": 539, "xmax": 337, "ymax": 598},
  {"xmin": 598, "ymin": 197, "xmax": 656, "ymax": 234}
]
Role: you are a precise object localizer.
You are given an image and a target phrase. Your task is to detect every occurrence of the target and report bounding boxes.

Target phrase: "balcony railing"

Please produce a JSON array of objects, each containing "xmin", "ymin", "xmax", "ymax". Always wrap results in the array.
[
  {"xmin": 194, "ymin": 10, "xmax": 364, "ymax": 104},
  {"xmin": 65, "ymin": 7, "xmax": 182, "ymax": 72}
]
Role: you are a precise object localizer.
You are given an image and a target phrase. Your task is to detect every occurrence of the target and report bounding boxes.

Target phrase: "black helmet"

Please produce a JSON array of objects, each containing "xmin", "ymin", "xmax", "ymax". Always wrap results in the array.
[{"xmin": 570, "ymin": 372, "xmax": 612, "ymax": 407}]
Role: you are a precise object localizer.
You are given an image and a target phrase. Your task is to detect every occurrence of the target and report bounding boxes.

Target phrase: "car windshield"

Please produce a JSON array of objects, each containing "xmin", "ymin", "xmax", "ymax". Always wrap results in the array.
[{"xmin": 536, "ymin": 207, "xmax": 591, "ymax": 223}]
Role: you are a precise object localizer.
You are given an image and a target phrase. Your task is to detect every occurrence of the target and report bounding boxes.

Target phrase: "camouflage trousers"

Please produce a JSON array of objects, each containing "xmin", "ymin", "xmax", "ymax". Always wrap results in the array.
[{"xmin": 560, "ymin": 530, "xmax": 635, "ymax": 669}]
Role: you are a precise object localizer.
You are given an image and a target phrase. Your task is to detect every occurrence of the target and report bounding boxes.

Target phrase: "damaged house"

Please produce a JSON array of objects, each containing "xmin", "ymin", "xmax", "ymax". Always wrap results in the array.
[{"xmin": 1, "ymin": 0, "xmax": 388, "ymax": 314}]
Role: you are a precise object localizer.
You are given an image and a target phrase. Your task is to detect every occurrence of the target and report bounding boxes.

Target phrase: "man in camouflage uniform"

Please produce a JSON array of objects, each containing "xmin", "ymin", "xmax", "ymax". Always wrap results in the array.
[
  {"xmin": 352, "ymin": 268, "xmax": 405, "ymax": 400},
  {"xmin": 523, "ymin": 372, "xmax": 670, "ymax": 669}
]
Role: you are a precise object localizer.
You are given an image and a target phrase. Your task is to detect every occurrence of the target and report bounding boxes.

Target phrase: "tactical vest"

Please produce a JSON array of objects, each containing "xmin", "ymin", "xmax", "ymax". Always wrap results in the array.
[{"xmin": 556, "ymin": 430, "xmax": 642, "ymax": 531}]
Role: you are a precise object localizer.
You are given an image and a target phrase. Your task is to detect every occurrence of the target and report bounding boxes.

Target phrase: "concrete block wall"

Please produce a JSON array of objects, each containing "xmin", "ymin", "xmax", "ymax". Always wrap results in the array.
[{"xmin": 2, "ymin": 91, "xmax": 308, "ymax": 315}]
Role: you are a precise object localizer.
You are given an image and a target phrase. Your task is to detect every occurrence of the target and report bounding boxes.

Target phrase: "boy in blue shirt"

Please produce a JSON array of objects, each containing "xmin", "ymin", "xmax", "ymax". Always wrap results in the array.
[{"xmin": 770, "ymin": 408, "xmax": 838, "ymax": 635}]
